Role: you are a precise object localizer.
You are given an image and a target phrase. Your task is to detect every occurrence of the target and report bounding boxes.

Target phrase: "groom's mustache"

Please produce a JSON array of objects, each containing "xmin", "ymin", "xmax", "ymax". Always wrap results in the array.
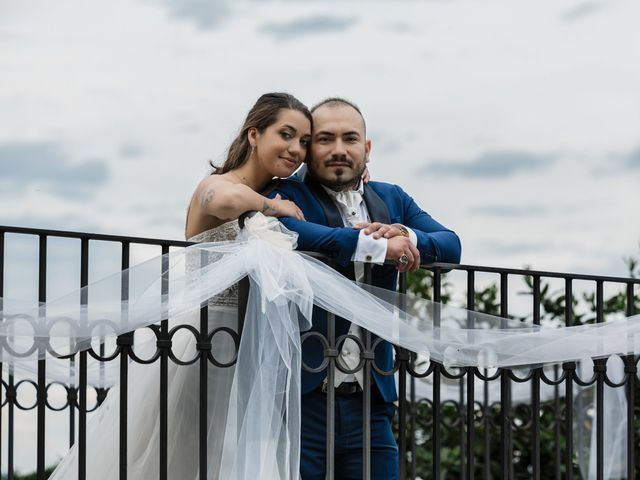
[{"xmin": 324, "ymin": 155, "xmax": 352, "ymax": 167}]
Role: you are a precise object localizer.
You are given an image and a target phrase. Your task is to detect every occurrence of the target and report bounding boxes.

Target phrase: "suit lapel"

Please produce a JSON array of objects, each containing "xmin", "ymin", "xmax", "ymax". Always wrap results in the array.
[
  {"xmin": 363, "ymin": 184, "xmax": 391, "ymax": 224},
  {"xmin": 304, "ymin": 174, "xmax": 344, "ymax": 228},
  {"xmin": 304, "ymin": 174, "xmax": 358, "ymax": 280}
]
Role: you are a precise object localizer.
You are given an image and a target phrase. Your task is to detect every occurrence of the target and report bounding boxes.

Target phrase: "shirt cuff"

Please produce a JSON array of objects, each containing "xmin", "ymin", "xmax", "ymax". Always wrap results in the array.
[
  {"xmin": 403, "ymin": 225, "xmax": 418, "ymax": 246},
  {"xmin": 352, "ymin": 230, "xmax": 387, "ymax": 264}
]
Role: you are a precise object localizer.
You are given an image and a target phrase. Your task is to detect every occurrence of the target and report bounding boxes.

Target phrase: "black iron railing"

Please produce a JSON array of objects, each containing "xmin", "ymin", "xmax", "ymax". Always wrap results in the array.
[{"xmin": 0, "ymin": 224, "xmax": 639, "ymax": 479}]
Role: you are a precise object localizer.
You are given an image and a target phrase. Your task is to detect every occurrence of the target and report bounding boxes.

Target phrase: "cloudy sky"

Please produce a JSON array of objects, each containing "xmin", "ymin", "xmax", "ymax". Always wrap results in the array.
[
  {"xmin": 0, "ymin": 0, "xmax": 639, "ymax": 470},
  {"xmin": 2, "ymin": 0, "xmax": 639, "ymax": 278}
]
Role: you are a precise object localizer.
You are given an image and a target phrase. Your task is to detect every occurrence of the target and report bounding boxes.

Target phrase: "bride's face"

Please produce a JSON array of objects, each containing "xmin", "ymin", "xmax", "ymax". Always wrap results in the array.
[{"xmin": 251, "ymin": 109, "xmax": 311, "ymax": 178}]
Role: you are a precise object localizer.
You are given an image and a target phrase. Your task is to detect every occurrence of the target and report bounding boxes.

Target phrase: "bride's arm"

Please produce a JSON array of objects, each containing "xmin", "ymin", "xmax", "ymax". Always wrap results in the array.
[{"xmin": 196, "ymin": 177, "xmax": 304, "ymax": 221}]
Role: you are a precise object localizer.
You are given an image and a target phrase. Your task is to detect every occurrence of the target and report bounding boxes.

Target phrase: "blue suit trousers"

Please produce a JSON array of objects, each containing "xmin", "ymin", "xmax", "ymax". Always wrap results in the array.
[{"xmin": 300, "ymin": 390, "xmax": 399, "ymax": 480}]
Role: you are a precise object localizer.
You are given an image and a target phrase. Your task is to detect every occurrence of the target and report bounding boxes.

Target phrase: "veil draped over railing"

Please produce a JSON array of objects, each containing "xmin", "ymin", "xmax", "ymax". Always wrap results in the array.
[{"xmin": 2, "ymin": 213, "xmax": 639, "ymax": 478}]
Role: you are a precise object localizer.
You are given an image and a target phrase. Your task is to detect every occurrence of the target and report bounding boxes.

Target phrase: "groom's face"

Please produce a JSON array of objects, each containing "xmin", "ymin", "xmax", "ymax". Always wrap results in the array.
[{"xmin": 308, "ymin": 104, "xmax": 371, "ymax": 191}]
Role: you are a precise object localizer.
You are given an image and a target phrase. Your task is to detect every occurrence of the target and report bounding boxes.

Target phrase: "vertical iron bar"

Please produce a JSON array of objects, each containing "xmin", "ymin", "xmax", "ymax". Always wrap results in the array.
[
  {"xmin": 0, "ymin": 230, "xmax": 3, "ymax": 297},
  {"xmin": 499, "ymin": 273, "xmax": 511, "ymax": 480},
  {"xmin": 410, "ymin": 371, "xmax": 417, "ymax": 479},
  {"xmin": 397, "ymin": 272, "xmax": 407, "ymax": 480},
  {"xmin": 362, "ymin": 263, "xmax": 372, "ymax": 480},
  {"xmin": 325, "ymin": 258, "xmax": 338, "ymax": 480},
  {"xmin": 531, "ymin": 275, "xmax": 541, "ymax": 480},
  {"xmin": 0, "ymin": 231, "xmax": 3, "ymax": 477},
  {"xmin": 198, "ymin": 250, "xmax": 209, "ymax": 480},
  {"xmin": 626, "ymin": 282, "xmax": 636, "ymax": 480},
  {"xmin": 564, "ymin": 279, "xmax": 574, "ymax": 480},
  {"xmin": 432, "ymin": 269, "xmax": 442, "ymax": 480},
  {"xmin": 483, "ymin": 369, "xmax": 489, "ymax": 480},
  {"xmin": 628, "ymin": 281, "xmax": 637, "ymax": 318},
  {"xmin": 1, "ymin": 235, "xmax": 11, "ymax": 479},
  {"xmin": 78, "ymin": 238, "xmax": 89, "ymax": 480},
  {"xmin": 432, "ymin": 367, "xmax": 442, "ymax": 480},
  {"xmin": 397, "ymin": 374, "xmax": 408, "ymax": 478},
  {"xmin": 8, "ymin": 364, "xmax": 15, "ymax": 480},
  {"xmin": 409, "ymin": 268, "xmax": 417, "ymax": 479},
  {"xmin": 119, "ymin": 241, "xmax": 131, "ymax": 480},
  {"xmin": 554, "ymin": 365, "xmax": 560, "ymax": 480},
  {"xmin": 326, "ymin": 309, "xmax": 336, "ymax": 480},
  {"xmin": 459, "ymin": 377, "xmax": 466, "ymax": 480},
  {"xmin": 595, "ymin": 280, "xmax": 604, "ymax": 480},
  {"xmin": 69, "ymin": 355, "xmax": 76, "ymax": 448},
  {"xmin": 0, "ymin": 364, "xmax": 2, "ymax": 477},
  {"xmin": 159, "ymin": 245, "xmax": 169, "ymax": 480},
  {"xmin": 198, "ymin": 305, "xmax": 208, "ymax": 480},
  {"xmin": 237, "ymin": 276, "xmax": 249, "ymax": 336},
  {"xmin": 466, "ymin": 270, "xmax": 475, "ymax": 480},
  {"xmin": 37, "ymin": 235, "xmax": 47, "ymax": 480}
]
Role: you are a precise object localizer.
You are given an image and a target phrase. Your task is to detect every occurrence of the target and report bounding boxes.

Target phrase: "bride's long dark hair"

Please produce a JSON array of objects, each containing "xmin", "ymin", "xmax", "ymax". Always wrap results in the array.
[{"xmin": 211, "ymin": 93, "xmax": 312, "ymax": 174}]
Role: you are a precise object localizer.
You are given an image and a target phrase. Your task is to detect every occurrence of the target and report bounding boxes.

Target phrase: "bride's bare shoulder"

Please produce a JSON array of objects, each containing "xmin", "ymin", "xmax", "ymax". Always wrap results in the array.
[
  {"xmin": 186, "ymin": 175, "xmax": 237, "ymax": 238},
  {"xmin": 196, "ymin": 174, "xmax": 233, "ymax": 191},
  {"xmin": 192, "ymin": 174, "xmax": 238, "ymax": 202}
]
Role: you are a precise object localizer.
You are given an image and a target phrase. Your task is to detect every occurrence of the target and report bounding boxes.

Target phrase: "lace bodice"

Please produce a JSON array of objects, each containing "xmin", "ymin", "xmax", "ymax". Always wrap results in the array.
[
  {"xmin": 187, "ymin": 220, "xmax": 240, "ymax": 244},
  {"xmin": 187, "ymin": 220, "xmax": 241, "ymax": 307}
]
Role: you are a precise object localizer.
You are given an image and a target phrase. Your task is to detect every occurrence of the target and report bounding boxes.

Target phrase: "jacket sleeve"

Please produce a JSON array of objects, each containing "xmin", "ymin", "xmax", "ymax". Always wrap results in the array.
[
  {"xmin": 267, "ymin": 185, "xmax": 360, "ymax": 267},
  {"xmin": 278, "ymin": 217, "xmax": 360, "ymax": 267},
  {"xmin": 396, "ymin": 185, "xmax": 462, "ymax": 264}
]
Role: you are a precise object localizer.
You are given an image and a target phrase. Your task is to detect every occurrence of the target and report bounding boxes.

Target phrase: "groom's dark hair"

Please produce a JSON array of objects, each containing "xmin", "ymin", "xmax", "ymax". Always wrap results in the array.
[
  {"xmin": 211, "ymin": 92, "xmax": 312, "ymax": 174},
  {"xmin": 310, "ymin": 97, "xmax": 367, "ymax": 135}
]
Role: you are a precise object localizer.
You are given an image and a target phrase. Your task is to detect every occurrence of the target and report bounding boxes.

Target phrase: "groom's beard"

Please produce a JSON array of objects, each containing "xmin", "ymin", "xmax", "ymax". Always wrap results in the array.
[{"xmin": 310, "ymin": 154, "xmax": 366, "ymax": 192}]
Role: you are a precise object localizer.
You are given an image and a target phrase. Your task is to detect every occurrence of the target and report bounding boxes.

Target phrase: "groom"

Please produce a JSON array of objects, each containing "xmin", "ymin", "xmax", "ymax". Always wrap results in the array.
[{"xmin": 268, "ymin": 98, "xmax": 461, "ymax": 479}]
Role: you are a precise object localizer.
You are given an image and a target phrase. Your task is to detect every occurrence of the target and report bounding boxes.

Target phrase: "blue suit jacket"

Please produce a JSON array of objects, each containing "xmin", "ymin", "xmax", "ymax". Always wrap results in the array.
[{"xmin": 268, "ymin": 175, "xmax": 461, "ymax": 402}]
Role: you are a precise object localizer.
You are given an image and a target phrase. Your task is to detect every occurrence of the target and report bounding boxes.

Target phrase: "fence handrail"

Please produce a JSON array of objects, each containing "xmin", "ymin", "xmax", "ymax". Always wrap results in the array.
[
  {"xmin": 0, "ymin": 224, "xmax": 193, "ymax": 248},
  {"xmin": 428, "ymin": 262, "xmax": 640, "ymax": 285},
  {"xmin": 3, "ymin": 224, "xmax": 638, "ymax": 286}
]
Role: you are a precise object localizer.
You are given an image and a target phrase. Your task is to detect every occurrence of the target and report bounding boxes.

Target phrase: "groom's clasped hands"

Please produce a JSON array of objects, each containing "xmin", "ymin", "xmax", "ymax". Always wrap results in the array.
[{"xmin": 353, "ymin": 221, "xmax": 421, "ymax": 272}]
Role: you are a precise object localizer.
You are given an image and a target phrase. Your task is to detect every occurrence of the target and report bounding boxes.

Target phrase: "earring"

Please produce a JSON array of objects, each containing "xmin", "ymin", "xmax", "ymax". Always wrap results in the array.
[{"xmin": 251, "ymin": 145, "xmax": 256, "ymax": 155}]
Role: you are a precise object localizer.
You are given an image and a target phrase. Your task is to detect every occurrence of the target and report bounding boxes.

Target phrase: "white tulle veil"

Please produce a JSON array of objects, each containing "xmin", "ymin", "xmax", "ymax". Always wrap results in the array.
[{"xmin": 2, "ymin": 213, "xmax": 639, "ymax": 478}]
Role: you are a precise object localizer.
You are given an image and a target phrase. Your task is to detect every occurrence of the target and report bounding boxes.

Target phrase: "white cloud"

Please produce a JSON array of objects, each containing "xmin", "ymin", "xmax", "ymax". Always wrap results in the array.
[
  {"xmin": 156, "ymin": 0, "xmax": 233, "ymax": 30},
  {"xmin": 258, "ymin": 14, "xmax": 358, "ymax": 40},
  {"xmin": 559, "ymin": 1, "xmax": 608, "ymax": 22},
  {"xmin": 420, "ymin": 150, "xmax": 557, "ymax": 178},
  {"xmin": 0, "ymin": 142, "xmax": 110, "ymax": 199}
]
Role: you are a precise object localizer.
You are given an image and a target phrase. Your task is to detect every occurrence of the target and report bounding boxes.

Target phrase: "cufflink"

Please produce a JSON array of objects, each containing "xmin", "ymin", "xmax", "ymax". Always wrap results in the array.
[
  {"xmin": 397, "ymin": 225, "xmax": 410, "ymax": 238},
  {"xmin": 365, "ymin": 254, "xmax": 372, "ymax": 262}
]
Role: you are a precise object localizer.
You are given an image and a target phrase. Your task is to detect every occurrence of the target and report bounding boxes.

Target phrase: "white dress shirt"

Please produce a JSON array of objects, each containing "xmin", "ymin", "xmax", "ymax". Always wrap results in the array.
[{"xmin": 321, "ymin": 183, "xmax": 417, "ymax": 388}]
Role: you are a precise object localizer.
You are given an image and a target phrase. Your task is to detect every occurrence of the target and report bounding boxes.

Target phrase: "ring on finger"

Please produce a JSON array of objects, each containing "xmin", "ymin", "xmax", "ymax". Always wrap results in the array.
[{"xmin": 398, "ymin": 254, "xmax": 409, "ymax": 266}]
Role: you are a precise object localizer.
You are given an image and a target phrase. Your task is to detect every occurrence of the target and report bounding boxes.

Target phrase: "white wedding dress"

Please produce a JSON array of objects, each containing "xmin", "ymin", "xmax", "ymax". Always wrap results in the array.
[{"xmin": 49, "ymin": 221, "xmax": 242, "ymax": 480}]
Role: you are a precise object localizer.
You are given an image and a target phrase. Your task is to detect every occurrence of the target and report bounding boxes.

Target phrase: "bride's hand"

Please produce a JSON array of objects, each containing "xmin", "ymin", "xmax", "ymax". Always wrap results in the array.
[
  {"xmin": 361, "ymin": 166, "xmax": 370, "ymax": 184},
  {"xmin": 265, "ymin": 194, "xmax": 305, "ymax": 220}
]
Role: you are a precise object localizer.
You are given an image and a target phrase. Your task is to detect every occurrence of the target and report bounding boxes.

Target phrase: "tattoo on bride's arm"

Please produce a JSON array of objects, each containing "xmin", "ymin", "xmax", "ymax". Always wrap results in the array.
[
  {"xmin": 200, "ymin": 188, "xmax": 215, "ymax": 208},
  {"xmin": 261, "ymin": 201, "xmax": 277, "ymax": 216}
]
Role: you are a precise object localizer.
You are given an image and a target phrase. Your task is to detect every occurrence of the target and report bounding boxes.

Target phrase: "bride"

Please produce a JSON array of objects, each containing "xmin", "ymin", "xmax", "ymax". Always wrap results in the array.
[
  {"xmin": 49, "ymin": 92, "xmax": 313, "ymax": 479},
  {"xmin": 185, "ymin": 92, "xmax": 309, "ymax": 240}
]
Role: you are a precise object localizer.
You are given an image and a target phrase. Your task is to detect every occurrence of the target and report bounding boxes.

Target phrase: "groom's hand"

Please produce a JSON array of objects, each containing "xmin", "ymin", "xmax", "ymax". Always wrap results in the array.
[
  {"xmin": 385, "ymin": 237, "xmax": 420, "ymax": 272},
  {"xmin": 354, "ymin": 222, "xmax": 406, "ymax": 240}
]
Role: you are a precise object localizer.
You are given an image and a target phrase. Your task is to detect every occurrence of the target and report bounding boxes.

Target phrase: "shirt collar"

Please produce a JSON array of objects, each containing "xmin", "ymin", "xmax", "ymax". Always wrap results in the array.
[{"xmin": 321, "ymin": 181, "xmax": 364, "ymax": 198}]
